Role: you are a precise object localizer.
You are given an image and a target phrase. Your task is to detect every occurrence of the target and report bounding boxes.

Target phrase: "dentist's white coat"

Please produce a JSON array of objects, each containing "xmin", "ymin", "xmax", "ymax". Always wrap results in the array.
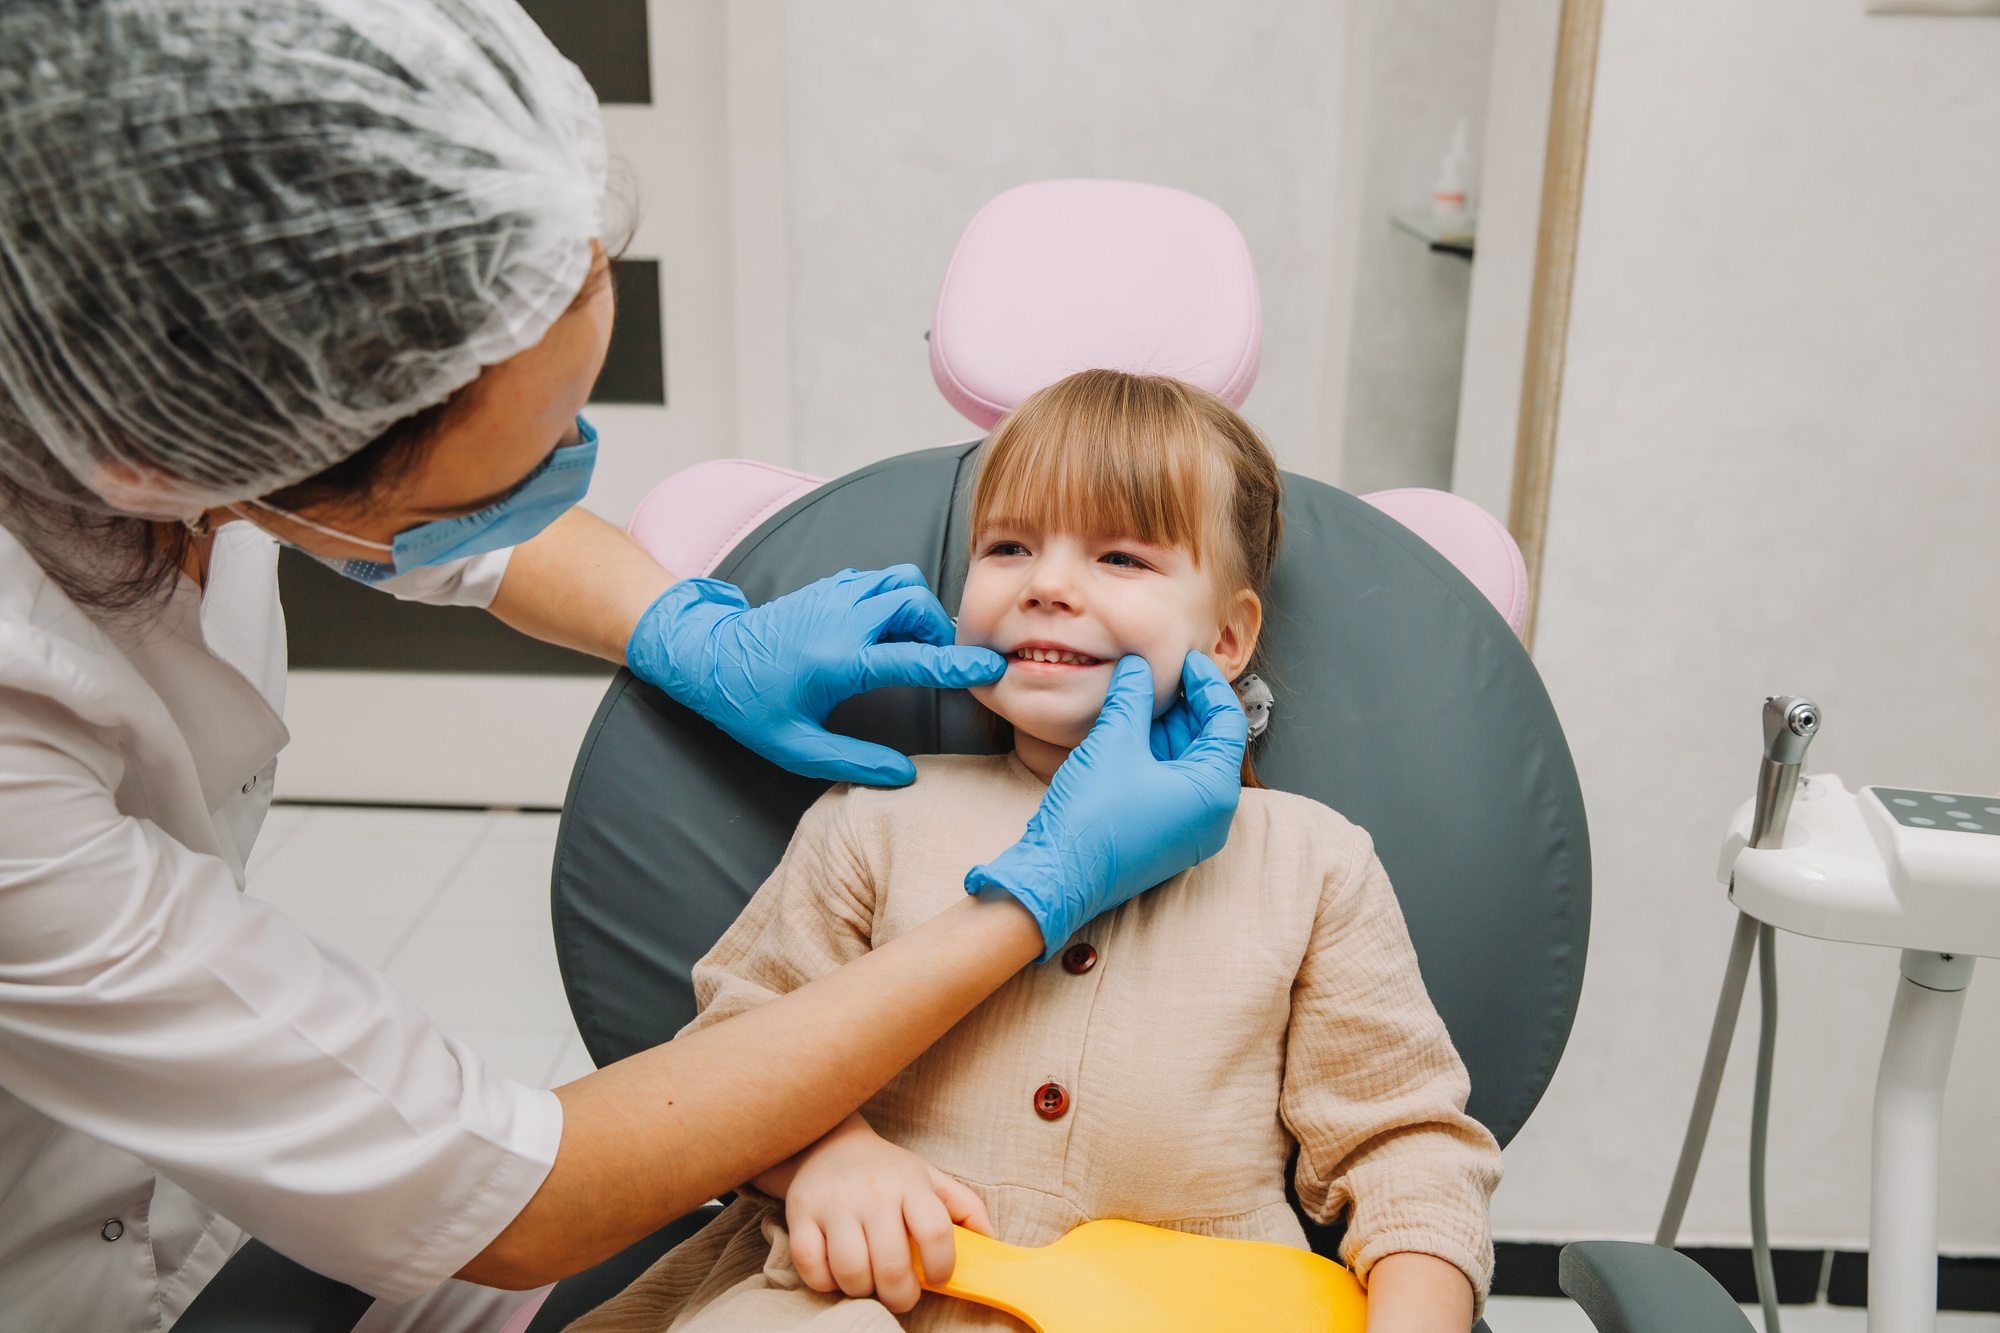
[{"xmin": 0, "ymin": 522, "xmax": 562, "ymax": 1331}]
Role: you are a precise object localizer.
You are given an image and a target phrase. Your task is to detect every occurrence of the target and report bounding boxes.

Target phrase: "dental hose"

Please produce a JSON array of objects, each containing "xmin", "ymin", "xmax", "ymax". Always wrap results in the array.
[
  {"xmin": 1654, "ymin": 914, "xmax": 1758, "ymax": 1247},
  {"xmin": 1655, "ymin": 696, "xmax": 1820, "ymax": 1333},
  {"xmin": 1749, "ymin": 922, "xmax": 1781, "ymax": 1333}
]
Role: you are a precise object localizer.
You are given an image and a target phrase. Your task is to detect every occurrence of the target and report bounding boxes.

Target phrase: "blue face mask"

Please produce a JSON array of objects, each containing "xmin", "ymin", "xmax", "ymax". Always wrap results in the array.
[{"xmin": 253, "ymin": 416, "xmax": 598, "ymax": 585}]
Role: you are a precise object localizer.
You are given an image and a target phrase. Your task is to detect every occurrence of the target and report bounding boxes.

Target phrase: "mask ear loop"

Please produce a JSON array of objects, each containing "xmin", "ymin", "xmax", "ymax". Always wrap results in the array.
[{"xmin": 235, "ymin": 497, "xmax": 396, "ymax": 553}]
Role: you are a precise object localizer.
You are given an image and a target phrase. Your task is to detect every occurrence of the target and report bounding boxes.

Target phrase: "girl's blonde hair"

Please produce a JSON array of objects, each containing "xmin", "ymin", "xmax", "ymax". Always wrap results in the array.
[{"xmin": 968, "ymin": 368, "xmax": 1284, "ymax": 783}]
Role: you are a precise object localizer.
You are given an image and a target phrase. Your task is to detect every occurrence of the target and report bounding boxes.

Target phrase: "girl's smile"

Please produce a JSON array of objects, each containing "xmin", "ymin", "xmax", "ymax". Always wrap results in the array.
[
  {"xmin": 1006, "ymin": 641, "xmax": 1110, "ymax": 669},
  {"xmin": 956, "ymin": 524, "xmax": 1256, "ymax": 780}
]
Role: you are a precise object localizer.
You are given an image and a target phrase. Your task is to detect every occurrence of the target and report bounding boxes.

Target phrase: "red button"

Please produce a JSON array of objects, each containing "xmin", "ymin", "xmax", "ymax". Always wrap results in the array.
[
  {"xmin": 1061, "ymin": 943, "xmax": 1098, "ymax": 975},
  {"xmin": 1033, "ymin": 1081, "xmax": 1070, "ymax": 1120}
]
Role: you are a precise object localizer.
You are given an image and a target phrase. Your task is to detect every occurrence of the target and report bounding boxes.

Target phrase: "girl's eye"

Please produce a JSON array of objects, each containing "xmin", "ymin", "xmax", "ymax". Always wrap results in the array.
[
  {"xmin": 985, "ymin": 541, "xmax": 1029, "ymax": 558},
  {"xmin": 1100, "ymin": 550, "xmax": 1150, "ymax": 570}
]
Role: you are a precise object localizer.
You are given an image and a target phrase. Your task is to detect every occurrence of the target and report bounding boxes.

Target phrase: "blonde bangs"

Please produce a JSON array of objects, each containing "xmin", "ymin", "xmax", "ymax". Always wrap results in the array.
[{"xmin": 970, "ymin": 371, "xmax": 1233, "ymax": 572}]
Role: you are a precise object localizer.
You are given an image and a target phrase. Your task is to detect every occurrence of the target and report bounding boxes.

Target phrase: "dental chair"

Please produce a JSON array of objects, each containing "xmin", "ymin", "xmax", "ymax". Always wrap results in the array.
[{"xmin": 175, "ymin": 181, "xmax": 1718, "ymax": 1333}]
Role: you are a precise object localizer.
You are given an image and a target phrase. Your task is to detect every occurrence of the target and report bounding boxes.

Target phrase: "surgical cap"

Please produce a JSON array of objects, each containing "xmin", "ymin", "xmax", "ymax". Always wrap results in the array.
[{"xmin": 0, "ymin": 0, "xmax": 606, "ymax": 518}]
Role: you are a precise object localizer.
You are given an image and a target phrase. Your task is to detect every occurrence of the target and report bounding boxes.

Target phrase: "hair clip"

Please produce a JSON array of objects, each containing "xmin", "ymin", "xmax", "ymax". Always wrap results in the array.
[{"xmin": 1237, "ymin": 672, "xmax": 1274, "ymax": 741}]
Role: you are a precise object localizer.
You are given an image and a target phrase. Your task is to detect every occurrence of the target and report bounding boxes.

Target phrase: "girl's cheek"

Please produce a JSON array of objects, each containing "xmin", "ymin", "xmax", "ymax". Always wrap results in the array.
[{"xmin": 1149, "ymin": 656, "xmax": 1183, "ymax": 717}]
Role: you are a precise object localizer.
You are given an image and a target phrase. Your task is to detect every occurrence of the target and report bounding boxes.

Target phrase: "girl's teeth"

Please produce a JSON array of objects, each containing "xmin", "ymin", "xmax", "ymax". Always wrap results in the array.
[{"xmin": 1016, "ymin": 648, "xmax": 1100, "ymax": 665}]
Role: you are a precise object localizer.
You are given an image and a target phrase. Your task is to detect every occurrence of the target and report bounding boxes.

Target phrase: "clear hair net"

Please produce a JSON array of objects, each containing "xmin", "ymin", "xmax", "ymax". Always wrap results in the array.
[{"xmin": 0, "ymin": 0, "xmax": 607, "ymax": 519}]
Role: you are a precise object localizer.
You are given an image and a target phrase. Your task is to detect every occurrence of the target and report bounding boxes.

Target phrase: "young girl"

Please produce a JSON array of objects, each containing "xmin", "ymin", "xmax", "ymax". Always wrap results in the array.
[{"xmin": 571, "ymin": 370, "xmax": 1502, "ymax": 1333}]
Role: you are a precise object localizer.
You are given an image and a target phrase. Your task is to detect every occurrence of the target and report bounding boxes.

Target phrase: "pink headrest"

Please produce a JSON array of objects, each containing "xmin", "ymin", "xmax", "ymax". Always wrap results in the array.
[
  {"xmin": 1360, "ymin": 488, "xmax": 1530, "ymax": 638},
  {"xmin": 930, "ymin": 180, "xmax": 1262, "ymax": 429},
  {"xmin": 626, "ymin": 459, "xmax": 827, "ymax": 578}
]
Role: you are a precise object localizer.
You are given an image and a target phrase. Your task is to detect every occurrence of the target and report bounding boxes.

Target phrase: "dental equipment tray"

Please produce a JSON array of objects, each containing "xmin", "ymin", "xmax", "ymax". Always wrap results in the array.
[{"xmin": 1722, "ymin": 776, "xmax": 2000, "ymax": 957}]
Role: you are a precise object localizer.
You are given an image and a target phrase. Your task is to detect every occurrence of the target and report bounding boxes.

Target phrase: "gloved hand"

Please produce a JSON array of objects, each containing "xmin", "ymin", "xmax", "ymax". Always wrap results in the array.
[
  {"xmin": 964, "ymin": 652, "xmax": 1249, "ymax": 961},
  {"xmin": 627, "ymin": 565, "xmax": 1006, "ymax": 785}
]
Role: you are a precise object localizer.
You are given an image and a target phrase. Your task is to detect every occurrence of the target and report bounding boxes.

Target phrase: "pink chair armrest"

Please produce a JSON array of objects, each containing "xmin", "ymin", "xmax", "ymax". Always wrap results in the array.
[
  {"xmin": 626, "ymin": 459, "xmax": 828, "ymax": 579},
  {"xmin": 1359, "ymin": 488, "xmax": 1529, "ymax": 638}
]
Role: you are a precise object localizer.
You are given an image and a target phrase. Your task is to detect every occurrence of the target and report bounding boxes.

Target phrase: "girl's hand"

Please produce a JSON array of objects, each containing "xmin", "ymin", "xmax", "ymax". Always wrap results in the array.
[{"xmin": 753, "ymin": 1113, "xmax": 993, "ymax": 1312}]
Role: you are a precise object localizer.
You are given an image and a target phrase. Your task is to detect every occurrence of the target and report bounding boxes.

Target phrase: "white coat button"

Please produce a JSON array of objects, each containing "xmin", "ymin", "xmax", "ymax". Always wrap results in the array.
[
  {"xmin": 100, "ymin": 1219, "xmax": 123, "ymax": 1242},
  {"xmin": 241, "ymin": 778, "xmax": 256, "ymax": 794}
]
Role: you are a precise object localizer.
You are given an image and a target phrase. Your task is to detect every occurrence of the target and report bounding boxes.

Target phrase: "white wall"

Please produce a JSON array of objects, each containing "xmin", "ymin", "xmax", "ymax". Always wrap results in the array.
[
  {"xmin": 1493, "ymin": 0, "xmax": 2000, "ymax": 1250},
  {"xmin": 1451, "ymin": 0, "xmax": 1560, "ymax": 519},
  {"xmin": 774, "ymin": 0, "xmax": 1350, "ymax": 482},
  {"xmin": 1330, "ymin": 0, "xmax": 1498, "ymax": 495},
  {"xmin": 584, "ymin": 0, "xmax": 741, "ymax": 528},
  {"xmin": 770, "ymin": 0, "xmax": 1494, "ymax": 492},
  {"xmin": 563, "ymin": 0, "xmax": 1503, "ymax": 496}
]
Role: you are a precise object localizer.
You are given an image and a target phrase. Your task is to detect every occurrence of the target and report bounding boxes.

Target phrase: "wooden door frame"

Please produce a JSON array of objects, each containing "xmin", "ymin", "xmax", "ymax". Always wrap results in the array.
[{"xmin": 1507, "ymin": 0, "xmax": 1603, "ymax": 650}]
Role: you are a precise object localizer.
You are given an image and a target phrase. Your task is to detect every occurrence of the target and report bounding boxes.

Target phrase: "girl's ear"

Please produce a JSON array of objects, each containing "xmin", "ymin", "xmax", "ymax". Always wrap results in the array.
[{"xmin": 1207, "ymin": 588, "xmax": 1263, "ymax": 681}]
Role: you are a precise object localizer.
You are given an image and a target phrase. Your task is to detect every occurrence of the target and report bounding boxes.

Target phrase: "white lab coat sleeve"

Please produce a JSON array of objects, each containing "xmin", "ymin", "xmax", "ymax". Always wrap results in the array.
[
  {"xmin": 0, "ymin": 689, "xmax": 562, "ymax": 1303},
  {"xmin": 369, "ymin": 547, "xmax": 514, "ymax": 609}
]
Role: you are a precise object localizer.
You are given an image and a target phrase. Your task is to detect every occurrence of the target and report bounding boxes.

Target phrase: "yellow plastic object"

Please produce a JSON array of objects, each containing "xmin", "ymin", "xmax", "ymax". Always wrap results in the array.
[{"xmin": 921, "ymin": 1220, "xmax": 1368, "ymax": 1333}]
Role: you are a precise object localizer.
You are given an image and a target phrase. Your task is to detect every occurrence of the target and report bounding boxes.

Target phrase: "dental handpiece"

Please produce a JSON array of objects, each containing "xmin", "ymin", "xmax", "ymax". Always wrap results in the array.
[
  {"xmin": 1658, "ymin": 693, "xmax": 1825, "ymax": 1257},
  {"xmin": 1749, "ymin": 695, "xmax": 1822, "ymax": 850}
]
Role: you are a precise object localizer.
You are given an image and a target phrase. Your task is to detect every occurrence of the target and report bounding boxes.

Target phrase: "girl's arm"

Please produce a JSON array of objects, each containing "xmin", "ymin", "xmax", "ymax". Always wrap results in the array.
[
  {"xmin": 1279, "ymin": 819, "xmax": 1502, "ymax": 1329},
  {"xmin": 1365, "ymin": 1253, "xmax": 1477, "ymax": 1333}
]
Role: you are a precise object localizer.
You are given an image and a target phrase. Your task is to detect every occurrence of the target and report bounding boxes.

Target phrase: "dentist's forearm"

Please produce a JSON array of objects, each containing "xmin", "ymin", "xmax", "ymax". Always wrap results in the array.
[
  {"xmin": 488, "ymin": 507, "xmax": 674, "ymax": 661},
  {"xmin": 458, "ymin": 891, "xmax": 1043, "ymax": 1288}
]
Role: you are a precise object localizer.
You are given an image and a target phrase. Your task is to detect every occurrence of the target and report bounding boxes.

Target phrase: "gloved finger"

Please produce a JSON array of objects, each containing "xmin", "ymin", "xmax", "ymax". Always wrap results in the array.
[
  {"xmin": 902, "ymin": 1190, "xmax": 958, "ymax": 1294},
  {"xmin": 854, "ymin": 642, "xmax": 1007, "ymax": 694},
  {"xmin": 790, "ymin": 1216, "xmax": 834, "ymax": 1293},
  {"xmin": 832, "ymin": 563, "xmax": 929, "ymax": 602},
  {"xmin": 823, "ymin": 1215, "xmax": 876, "ymax": 1297},
  {"xmin": 863, "ymin": 1203, "xmax": 921, "ymax": 1310},
  {"xmin": 1076, "ymin": 655, "xmax": 1156, "ymax": 753},
  {"xmin": 856, "ymin": 583, "xmax": 956, "ymax": 647},
  {"xmin": 1164, "ymin": 651, "xmax": 1249, "ymax": 772},
  {"xmin": 769, "ymin": 726, "xmax": 920, "ymax": 787},
  {"xmin": 1149, "ymin": 694, "xmax": 1199, "ymax": 762},
  {"xmin": 676, "ymin": 576, "xmax": 751, "ymax": 611},
  {"xmin": 929, "ymin": 1167, "xmax": 993, "ymax": 1237}
]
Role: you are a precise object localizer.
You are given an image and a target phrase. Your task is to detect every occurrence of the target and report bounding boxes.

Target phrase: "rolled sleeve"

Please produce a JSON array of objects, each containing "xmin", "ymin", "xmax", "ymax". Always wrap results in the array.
[
  {"xmin": 1282, "ymin": 833, "xmax": 1502, "ymax": 1308},
  {"xmin": 0, "ymin": 694, "xmax": 561, "ymax": 1301}
]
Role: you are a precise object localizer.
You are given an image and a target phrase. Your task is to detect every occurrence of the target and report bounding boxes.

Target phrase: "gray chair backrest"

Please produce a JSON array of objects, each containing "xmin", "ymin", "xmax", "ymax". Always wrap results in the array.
[{"xmin": 552, "ymin": 442, "xmax": 1589, "ymax": 1149}]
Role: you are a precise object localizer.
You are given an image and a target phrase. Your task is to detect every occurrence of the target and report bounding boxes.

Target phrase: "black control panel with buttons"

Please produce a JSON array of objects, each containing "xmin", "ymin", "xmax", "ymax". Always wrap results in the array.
[{"xmin": 1870, "ymin": 787, "xmax": 2000, "ymax": 837}]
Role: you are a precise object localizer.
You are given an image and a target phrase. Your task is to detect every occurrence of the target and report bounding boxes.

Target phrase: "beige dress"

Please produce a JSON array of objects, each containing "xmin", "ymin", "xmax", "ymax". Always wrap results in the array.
[{"xmin": 570, "ymin": 754, "xmax": 1502, "ymax": 1332}]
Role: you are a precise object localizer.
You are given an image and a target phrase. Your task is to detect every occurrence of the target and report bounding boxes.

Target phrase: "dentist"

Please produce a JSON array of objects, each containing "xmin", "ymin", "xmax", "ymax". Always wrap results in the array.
[{"xmin": 0, "ymin": 2, "xmax": 1250, "ymax": 1331}]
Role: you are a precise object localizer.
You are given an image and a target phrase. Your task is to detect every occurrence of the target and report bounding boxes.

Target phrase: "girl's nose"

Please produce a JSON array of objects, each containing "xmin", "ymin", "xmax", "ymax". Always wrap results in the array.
[{"xmin": 1021, "ymin": 558, "xmax": 1083, "ymax": 613}]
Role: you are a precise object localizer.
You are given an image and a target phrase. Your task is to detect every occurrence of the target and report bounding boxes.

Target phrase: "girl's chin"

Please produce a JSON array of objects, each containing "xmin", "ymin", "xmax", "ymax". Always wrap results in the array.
[
  {"xmin": 970, "ymin": 688, "xmax": 1097, "ymax": 750},
  {"xmin": 1011, "ymin": 720, "xmax": 1093, "ymax": 751}
]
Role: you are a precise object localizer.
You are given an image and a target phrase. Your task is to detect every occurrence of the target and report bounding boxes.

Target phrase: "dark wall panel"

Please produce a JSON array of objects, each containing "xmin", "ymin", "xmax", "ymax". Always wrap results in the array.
[
  {"xmin": 280, "ymin": 549, "xmax": 611, "ymax": 676},
  {"xmin": 594, "ymin": 259, "xmax": 666, "ymax": 405},
  {"xmin": 518, "ymin": 0, "xmax": 652, "ymax": 105}
]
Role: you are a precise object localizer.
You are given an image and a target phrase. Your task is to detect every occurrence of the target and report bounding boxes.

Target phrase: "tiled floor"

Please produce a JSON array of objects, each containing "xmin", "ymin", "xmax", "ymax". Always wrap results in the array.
[{"xmin": 247, "ymin": 802, "xmax": 594, "ymax": 1090}]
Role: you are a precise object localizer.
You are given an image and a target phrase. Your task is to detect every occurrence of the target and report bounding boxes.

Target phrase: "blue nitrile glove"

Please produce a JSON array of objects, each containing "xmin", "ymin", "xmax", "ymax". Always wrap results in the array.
[
  {"xmin": 627, "ymin": 564, "xmax": 1006, "ymax": 785},
  {"xmin": 965, "ymin": 651, "xmax": 1249, "ymax": 961}
]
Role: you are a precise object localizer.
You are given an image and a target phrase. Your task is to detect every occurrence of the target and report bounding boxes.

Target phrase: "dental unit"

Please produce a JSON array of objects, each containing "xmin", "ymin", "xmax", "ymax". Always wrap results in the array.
[{"xmin": 1663, "ymin": 694, "xmax": 2000, "ymax": 1333}]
